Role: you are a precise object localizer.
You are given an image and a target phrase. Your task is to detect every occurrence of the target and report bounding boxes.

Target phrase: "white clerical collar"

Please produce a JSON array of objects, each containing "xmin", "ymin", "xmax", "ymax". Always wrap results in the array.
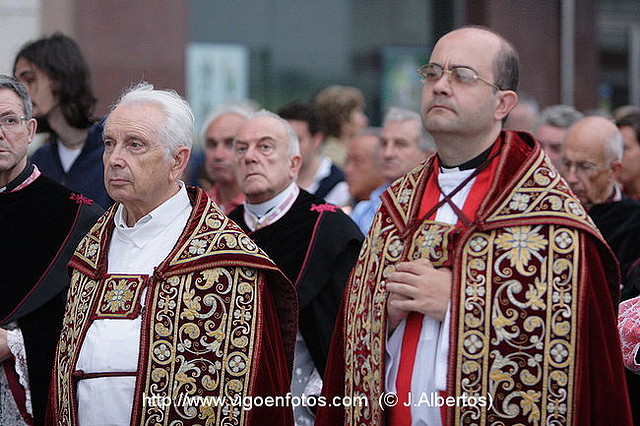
[
  {"xmin": 114, "ymin": 182, "xmax": 191, "ymax": 247},
  {"xmin": 437, "ymin": 167, "xmax": 475, "ymax": 194},
  {"xmin": 243, "ymin": 182, "xmax": 299, "ymax": 231}
]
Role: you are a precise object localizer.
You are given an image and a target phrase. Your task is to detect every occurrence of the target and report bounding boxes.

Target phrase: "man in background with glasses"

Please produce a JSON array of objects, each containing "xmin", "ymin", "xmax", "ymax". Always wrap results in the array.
[
  {"xmin": 561, "ymin": 115, "xmax": 640, "ymax": 425},
  {"xmin": 561, "ymin": 115, "xmax": 640, "ymax": 302},
  {"xmin": 318, "ymin": 26, "xmax": 632, "ymax": 426},
  {"xmin": 0, "ymin": 75, "xmax": 102, "ymax": 425}
]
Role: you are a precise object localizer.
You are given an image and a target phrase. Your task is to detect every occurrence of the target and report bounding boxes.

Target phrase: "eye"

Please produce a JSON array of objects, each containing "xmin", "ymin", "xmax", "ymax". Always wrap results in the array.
[
  {"xmin": 577, "ymin": 162, "xmax": 596, "ymax": 173},
  {"xmin": 259, "ymin": 142, "xmax": 272, "ymax": 152},
  {"xmin": 1, "ymin": 115, "xmax": 19, "ymax": 125},
  {"xmin": 130, "ymin": 140, "xmax": 143, "ymax": 149},
  {"xmin": 103, "ymin": 139, "xmax": 115, "ymax": 150},
  {"xmin": 418, "ymin": 64, "xmax": 442, "ymax": 81},
  {"xmin": 452, "ymin": 68, "xmax": 477, "ymax": 84},
  {"xmin": 235, "ymin": 144, "xmax": 247, "ymax": 155}
]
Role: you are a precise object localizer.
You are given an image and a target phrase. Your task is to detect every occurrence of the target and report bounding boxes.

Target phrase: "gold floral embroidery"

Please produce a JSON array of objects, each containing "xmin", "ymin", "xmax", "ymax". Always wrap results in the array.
[
  {"xmin": 494, "ymin": 226, "xmax": 548, "ymax": 276},
  {"xmin": 103, "ymin": 280, "xmax": 135, "ymax": 312}
]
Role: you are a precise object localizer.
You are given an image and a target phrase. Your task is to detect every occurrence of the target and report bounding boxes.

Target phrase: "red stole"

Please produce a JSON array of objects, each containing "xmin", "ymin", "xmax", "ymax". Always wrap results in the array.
[{"xmin": 389, "ymin": 146, "xmax": 500, "ymax": 426}]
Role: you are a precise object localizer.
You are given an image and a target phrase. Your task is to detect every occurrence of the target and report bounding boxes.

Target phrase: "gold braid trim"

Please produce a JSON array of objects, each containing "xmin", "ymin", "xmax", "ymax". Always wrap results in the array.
[
  {"xmin": 454, "ymin": 225, "xmax": 579, "ymax": 425},
  {"xmin": 138, "ymin": 267, "xmax": 260, "ymax": 425}
]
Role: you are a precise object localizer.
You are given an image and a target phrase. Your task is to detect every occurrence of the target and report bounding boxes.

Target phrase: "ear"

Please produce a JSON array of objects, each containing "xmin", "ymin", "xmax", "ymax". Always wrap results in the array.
[
  {"xmin": 169, "ymin": 146, "xmax": 191, "ymax": 182},
  {"xmin": 26, "ymin": 117, "xmax": 37, "ymax": 143},
  {"xmin": 495, "ymin": 90, "xmax": 519, "ymax": 122},
  {"xmin": 312, "ymin": 132, "xmax": 325, "ymax": 151},
  {"xmin": 610, "ymin": 159, "xmax": 623, "ymax": 181},
  {"xmin": 290, "ymin": 154, "xmax": 302, "ymax": 177}
]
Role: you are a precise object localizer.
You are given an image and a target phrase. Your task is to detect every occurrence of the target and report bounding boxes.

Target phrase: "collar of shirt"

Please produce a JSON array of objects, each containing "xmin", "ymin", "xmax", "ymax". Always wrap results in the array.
[
  {"xmin": 243, "ymin": 182, "xmax": 299, "ymax": 231},
  {"xmin": 113, "ymin": 182, "xmax": 191, "ymax": 248},
  {"xmin": 438, "ymin": 143, "xmax": 493, "ymax": 172},
  {"xmin": 0, "ymin": 162, "xmax": 40, "ymax": 193},
  {"xmin": 303, "ymin": 156, "xmax": 333, "ymax": 194}
]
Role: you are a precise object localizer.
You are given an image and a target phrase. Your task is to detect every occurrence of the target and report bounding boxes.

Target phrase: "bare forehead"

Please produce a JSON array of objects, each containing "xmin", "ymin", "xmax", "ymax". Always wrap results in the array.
[
  {"xmin": 237, "ymin": 115, "xmax": 288, "ymax": 142},
  {"xmin": 105, "ymin": 102, "xmax": 165, "ymax": 135},
  {"xmin": 0, "ymin": 88, "xmax": 25, "ymax": 113},
  {"xmin": 209, "ymin": 113, "xmax": 247, "ymax": 133},
  {"xmin": 564, "ymin": 117, "xmax": 618, "ymax": 153},
  {"xmin": 430, "ymin": 28, "xmax": 501, "ymax": 70}
]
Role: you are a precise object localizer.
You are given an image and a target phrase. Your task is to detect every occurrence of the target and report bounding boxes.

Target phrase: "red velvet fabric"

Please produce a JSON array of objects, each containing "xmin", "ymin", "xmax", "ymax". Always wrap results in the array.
[{"xmin": 316, "ymin": 131, "xmax": 633, "ymax": 425}]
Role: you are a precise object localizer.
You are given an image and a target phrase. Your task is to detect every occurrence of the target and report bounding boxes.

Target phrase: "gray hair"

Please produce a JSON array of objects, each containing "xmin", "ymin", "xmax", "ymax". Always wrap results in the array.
[
  {"xmin": 247, "ymin": 109, "xmax": 301, "ymax": 156},
  {"xmin": 199, "ymin": 103, "xmax": 253, "ymax": 148},
  {"xmin": 534, "ymin": 105, "xmax": 584, "ymax": 133},
  {"xmin": 383, "ymin": 106, "xmax": 436, "ymax": 153},
  {"xmin": 110, "ymin": 82, "xmax": 194, "ymax": 158},
  {"xmin": 605, "ymin": 130, "xmax": 624, "ymax": 163},
  {"xmin": 0, "ymin": 74, "xmax": 32, "ymax": 118}
]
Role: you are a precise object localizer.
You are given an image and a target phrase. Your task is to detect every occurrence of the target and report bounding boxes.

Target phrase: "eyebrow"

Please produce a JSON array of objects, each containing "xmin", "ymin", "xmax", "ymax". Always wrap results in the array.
[
  {"xmin": 16, "ymin": 70, "xmax": 35, "ymax": 79},
  {"xmin": 434, "ymin": 62, "xmax": 479, "ymax": 72},
  {"xmin": 236, "ymin": 136, "xmax": 276, "ymax": 144}
]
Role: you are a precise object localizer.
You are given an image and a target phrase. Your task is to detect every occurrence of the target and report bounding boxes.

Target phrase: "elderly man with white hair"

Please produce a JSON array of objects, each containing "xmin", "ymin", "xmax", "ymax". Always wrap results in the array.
[
  {"xmin": 350, "ymin": 106, "xmax": 435, "ymax": 234},
  {"xmin": 560, "ymin": 115, "xmax": 640, "ymax": 301},
  {"xmin": 228, "ymin": 110, "xmax": 363, "ymax": 426},
  {"xmin": 47, "ymin": 84, "xmax": 297, "ymax": 426}
]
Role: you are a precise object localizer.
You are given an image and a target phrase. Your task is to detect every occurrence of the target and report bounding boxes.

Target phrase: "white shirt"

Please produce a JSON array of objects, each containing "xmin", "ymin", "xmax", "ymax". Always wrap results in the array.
[
  {"xmin": 76, "ymin": 184, "xmax": 192, "ymax": 426},
  {"xmin": 301, "ymin": 156, "xmax": 351, "ymax": 207},
  {"xmin": 57, "ymin": 143, "xmax": 82, "ymax": 172},
  {"xmin": 385, "ymin": 168, "xmax": 476, "ymax": 426}
]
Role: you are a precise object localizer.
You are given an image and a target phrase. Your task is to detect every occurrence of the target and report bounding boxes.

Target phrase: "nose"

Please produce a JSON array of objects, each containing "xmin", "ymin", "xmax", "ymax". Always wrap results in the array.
[
  {"xmin": 242, "ymin": 144, "xmax": 259, "ymax": 163},
  {"xmin": 430, "ymin": 70, "xmax": 453, "ymax": 95},
  {"xmin": 105, "ymin": 143, "xmax": 126, "ymax": 168},
  {"xmin": 382, "ymin": 142, "xmax": 395, "ymax": 160},
  {"xmin": 563, "ymin": 165, "xmax": 581, "ymax": 186}
]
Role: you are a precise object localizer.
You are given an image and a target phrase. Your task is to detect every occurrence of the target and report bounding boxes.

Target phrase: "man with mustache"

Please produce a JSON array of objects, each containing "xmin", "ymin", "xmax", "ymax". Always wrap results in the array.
[
  {"xmin": 0, "ymin": 75, "xmax": 102, "ymax": 426},
  {"xmin": 318, "ymin": 26, "xmax": 632, "ymax": 425},
  {"xmin": 227, "ymin": 110, "xmax": 363, "ymax": 425},
  {"xmin": 47, "ymin": 83, "xmax": 298, "ymax": 425}
]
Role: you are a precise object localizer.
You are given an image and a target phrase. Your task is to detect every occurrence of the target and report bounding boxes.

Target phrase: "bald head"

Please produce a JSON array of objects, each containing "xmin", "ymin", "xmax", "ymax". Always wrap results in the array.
[
  {"xmin": 561, "ymin": 116, "xmax": 623, "ymax": 209},
  {"xmin": 421, "ymin": 27, "xmax": 519, "ymax": 166},
  {"xmin": 437, "ymin": 27, "xmax": 519, "ymax": 92},
  {"xmin": 564, "ymin": 116, "xmax": 623, "ymax": 163}
]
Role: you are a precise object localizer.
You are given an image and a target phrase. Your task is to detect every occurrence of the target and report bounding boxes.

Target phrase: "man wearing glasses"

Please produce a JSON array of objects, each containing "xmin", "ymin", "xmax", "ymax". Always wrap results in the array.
[
  {"xmin": 0, "ymin": 75, "xmax": 102, "ymax": 425},
  {"xmin": 318, "ymin": 26, "xmax": 632, "ymax": 425}
]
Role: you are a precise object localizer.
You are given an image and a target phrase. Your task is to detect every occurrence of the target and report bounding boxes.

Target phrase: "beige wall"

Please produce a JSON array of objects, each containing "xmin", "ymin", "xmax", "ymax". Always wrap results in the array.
[{"xmin": 0, "ymin": 0, "xmax": 40, "ymax": 75}]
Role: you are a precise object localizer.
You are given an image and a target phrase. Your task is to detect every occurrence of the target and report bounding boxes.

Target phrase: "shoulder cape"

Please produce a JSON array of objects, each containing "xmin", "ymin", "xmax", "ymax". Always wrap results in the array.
[
  {"xmin": 48, "ymin": 187, "xmax": 297, "ymax": 426},
  {"xmin": 318, "ymin": 131, "xmax": 631, "ymax": 425}
]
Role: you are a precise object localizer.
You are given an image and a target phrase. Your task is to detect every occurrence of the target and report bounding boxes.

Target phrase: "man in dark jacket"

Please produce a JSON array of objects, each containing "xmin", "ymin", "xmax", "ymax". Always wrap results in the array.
[
  {"xmin": 0, "ymin": 75, "xmax": 102, "ymax": 426},
  {"xmin": 228, "ymin": 110, "xmax": 363, "ymax": 425}
]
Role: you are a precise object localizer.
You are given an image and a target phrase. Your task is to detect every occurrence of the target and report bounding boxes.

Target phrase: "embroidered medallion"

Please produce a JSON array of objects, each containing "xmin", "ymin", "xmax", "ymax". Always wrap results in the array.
[{"xmin": 93, "ymin": 275, "xmax": 148, "ymax": 320}]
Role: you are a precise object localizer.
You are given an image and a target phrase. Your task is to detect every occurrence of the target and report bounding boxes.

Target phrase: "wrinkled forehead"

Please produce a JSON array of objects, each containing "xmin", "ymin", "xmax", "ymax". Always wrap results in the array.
[
  {"xmin": 563, "ymin": 130, "xmax": 610, "ymax": 163},
  {"xmin": 430, "ymin": 29, "xmax": 500, "ymax": 75},
  {"xmin": 105, "ymin": 102, "xmax": 165, "ymax": 135},
  {"xmin": 238, "ymin": 116, "xmax": 288, "ymax": 144}
]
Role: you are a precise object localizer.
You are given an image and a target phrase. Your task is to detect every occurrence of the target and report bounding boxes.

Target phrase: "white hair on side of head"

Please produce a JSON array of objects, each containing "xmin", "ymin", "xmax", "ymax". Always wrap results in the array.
[
  {"xmin": 198, "ymin": 103, "xmax": 254, "ymax": 148},
  {"xmin": 606, "ymin": 130, "xmax": 624, "ymax": 163},
  {"xmin": 383, "ymin": 106, "xmax": 436, "ymax": 153},
  {"xmin": 249, "ymin": 109, "xmax": 301, "ymax": 156},
  {"xmin": 112, "ymin": 82, "xmax": 194, "ymax": 158}
]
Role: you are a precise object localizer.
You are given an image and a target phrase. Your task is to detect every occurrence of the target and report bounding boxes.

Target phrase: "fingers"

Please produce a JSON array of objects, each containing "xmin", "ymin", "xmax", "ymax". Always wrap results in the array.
[
  {"xmin": 385, "ymin": 281, "xmax": 421, "ymax": 299},
  {"xmin": 393, "ymin": 259, "xmax": 435, "ymax": 275}
]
